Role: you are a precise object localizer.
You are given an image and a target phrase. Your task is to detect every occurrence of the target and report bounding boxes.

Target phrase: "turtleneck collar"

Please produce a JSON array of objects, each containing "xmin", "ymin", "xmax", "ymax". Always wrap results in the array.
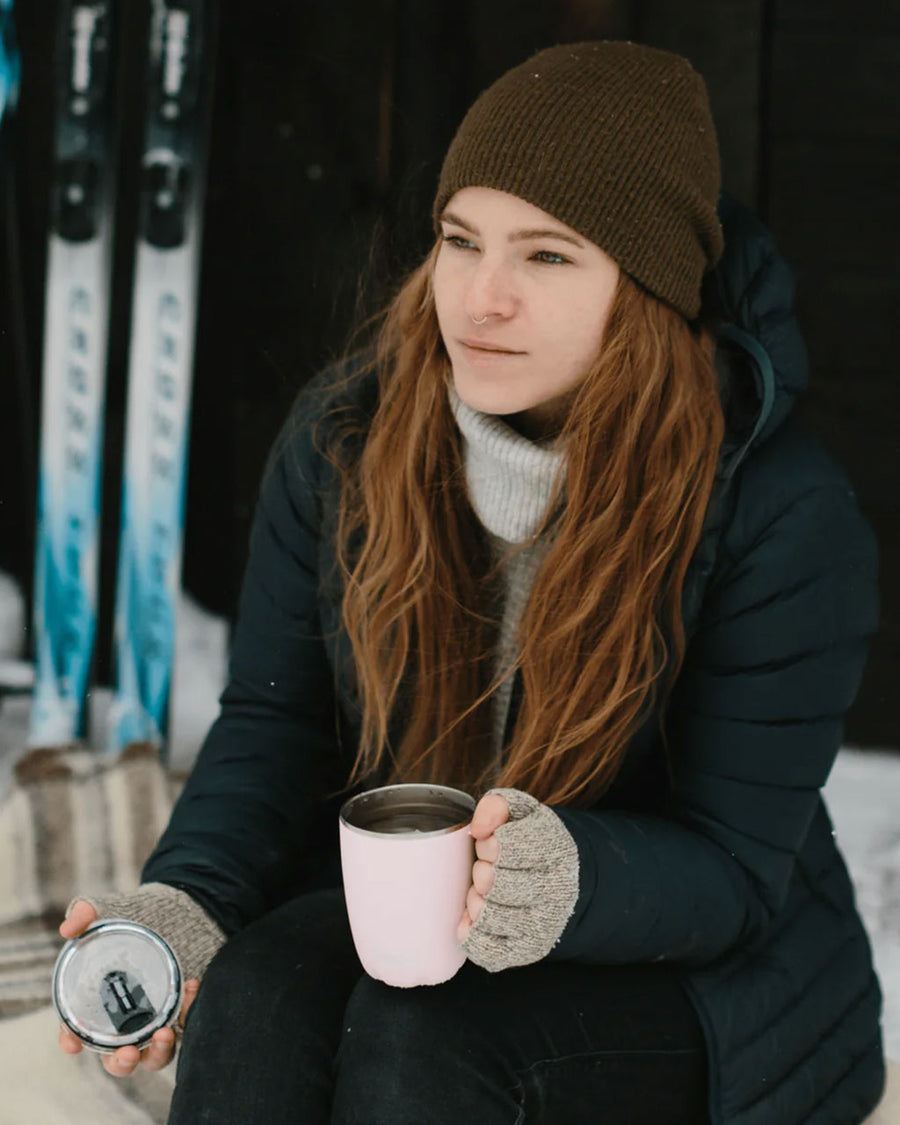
[{"xmin": 448, "ymin": 384, "xmax": 566, "ymax": 545}]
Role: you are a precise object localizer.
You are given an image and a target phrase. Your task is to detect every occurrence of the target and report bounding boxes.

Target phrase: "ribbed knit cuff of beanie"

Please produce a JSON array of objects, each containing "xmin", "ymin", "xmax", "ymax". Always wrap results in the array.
[
  {"xmin": 65, "ymin": 882, "xmax": 226, "ymax": 985},
  {"xmin": 462, "ymin": 788, "xmax": 579, "ymax": 972}
]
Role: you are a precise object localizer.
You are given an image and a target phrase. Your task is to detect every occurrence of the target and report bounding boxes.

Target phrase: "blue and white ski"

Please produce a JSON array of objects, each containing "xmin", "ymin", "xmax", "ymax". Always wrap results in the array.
[
  {"xmin": 30, "ymin": 2, "xmax": 118, "ymax": 746},
  {"xmin": 108, "ymin": 1, "xmax": 215, "ymax": 757},
  {"xmin": 0, "ymin": 0, "xmax": 19, "ymax": 125}
]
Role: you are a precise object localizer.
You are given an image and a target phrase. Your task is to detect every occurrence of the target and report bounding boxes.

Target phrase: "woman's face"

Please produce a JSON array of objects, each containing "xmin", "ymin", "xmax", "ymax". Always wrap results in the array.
[{"xmin": 433, "ymin": 186, "xmax": 620, "ymax": 438}]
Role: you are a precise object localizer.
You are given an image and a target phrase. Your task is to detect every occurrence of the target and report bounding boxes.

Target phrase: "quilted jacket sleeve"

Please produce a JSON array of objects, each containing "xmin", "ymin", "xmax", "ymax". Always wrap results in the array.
[
  {"xmin": 141, "ymin": 371, "xmax": 348, "ymax": 935},
  {"xmin": 549, "ymin": 430, "xmax": 879, "ymax": 967}
]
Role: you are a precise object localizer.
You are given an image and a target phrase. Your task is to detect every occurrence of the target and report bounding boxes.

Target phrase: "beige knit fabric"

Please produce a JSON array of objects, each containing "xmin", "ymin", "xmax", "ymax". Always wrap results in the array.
[
  {"xmin": 67, "ymin": 883, "xmax": 225, "ymax": 985},
  {"xmin": 0, "ymin": 742, "xmax": 183, "ymax": 1022},
  {"xmin": 462, "ymin": 788, "xmax": 579, "ymax": 971}
]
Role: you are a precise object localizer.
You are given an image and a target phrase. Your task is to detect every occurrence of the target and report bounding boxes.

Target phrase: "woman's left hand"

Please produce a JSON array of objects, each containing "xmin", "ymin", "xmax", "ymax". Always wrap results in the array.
[{"xmin": 457, "ymin": 793, "xmax": 510, "ymax": 942}]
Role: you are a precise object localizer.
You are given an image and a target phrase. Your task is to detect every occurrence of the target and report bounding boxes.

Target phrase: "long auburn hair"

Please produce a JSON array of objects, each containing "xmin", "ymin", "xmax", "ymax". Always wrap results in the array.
[{"xmin": 326, "ymin": 243, "xmax": 724, "ymax": 808}]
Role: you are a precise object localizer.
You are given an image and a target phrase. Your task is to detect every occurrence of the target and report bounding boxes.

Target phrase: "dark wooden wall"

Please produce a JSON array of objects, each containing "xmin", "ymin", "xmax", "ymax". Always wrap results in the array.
[
  {"xmin": 768, "ymin": 1, "xmax": 899, "ymax": 747},
  {"xmin": 630, "ymin": 4, "xmax": 899, "ymax": 744},
  {"xmin": 1, "ymin": 0, "xmax": 896, "ymax": 745}
]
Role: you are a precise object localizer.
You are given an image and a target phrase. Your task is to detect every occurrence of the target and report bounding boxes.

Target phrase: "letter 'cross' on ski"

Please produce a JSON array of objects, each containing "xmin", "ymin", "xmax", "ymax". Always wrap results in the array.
[
  {"xmin": 30, "ymin": 2, "xmax": 117, "ymax": 746},
  {"xmin": 109, "ymin": 0, "xmax": 215, "ymax": 758}
]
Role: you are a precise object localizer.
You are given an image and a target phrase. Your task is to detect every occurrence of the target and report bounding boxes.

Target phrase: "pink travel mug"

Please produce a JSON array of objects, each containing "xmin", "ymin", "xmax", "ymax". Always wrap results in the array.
[{"xmin": 339, "ymin": 783, "xmax": 476, "ymax": 988}]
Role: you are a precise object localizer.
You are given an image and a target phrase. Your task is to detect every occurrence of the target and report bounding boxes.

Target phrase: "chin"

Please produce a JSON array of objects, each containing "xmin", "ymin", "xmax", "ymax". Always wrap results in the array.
[{"xmin": 451, "ymin": 370, "xmax": 537, "ymax": 418}]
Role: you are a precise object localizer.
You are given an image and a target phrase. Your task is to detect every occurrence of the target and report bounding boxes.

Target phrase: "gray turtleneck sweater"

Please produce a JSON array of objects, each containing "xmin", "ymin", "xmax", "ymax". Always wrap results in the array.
[
  {"xmin": 448, "ymin": 386, "xmax": 580, "ymax": 972},
  {"xmin": 448, "ymin": 385, "xmax": 565, "ymax": 753}
]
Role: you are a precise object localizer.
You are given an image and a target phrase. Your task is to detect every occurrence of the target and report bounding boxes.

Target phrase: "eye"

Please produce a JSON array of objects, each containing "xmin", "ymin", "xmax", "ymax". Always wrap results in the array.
[
  {"xmin": 531, "ymin": 249, "xmax": 570, "ymax": 265},
  {"xmin": 442, "ymin": 233, "xmax": 477, "ymax": 251}
]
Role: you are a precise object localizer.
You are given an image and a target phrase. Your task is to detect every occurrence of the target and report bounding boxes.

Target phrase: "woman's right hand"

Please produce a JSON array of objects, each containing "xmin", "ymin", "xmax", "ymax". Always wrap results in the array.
[{"xmin": 57, "ymin": 899, "xmax": 200, "ymax": 1077}]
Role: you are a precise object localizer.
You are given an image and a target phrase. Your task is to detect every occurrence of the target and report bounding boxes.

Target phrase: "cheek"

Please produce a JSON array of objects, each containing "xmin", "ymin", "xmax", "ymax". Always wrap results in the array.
[
  {"xmin": 432, "ymin": 254, "xmax": 457, "ymax": 318},
  {"xmin": 433, "ymin": 284, "xmax": 450, "ymax": 339},
  {"xmin": 545, "ymin": 302, "xmax": 607, "ymax": 370},
  {"xmin": 567, "ymin": 294, "xmax": 614, "ymax": 361}
]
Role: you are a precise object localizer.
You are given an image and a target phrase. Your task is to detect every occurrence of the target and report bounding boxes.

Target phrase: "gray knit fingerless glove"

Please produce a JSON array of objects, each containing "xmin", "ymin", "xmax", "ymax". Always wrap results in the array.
[
  {"xmin": 65, "ymin": 882, "xmax": 226, "ymax": 984},
  {"xmin": 462, "ymin": 788, "xmax": 579, "ymax": 972}
]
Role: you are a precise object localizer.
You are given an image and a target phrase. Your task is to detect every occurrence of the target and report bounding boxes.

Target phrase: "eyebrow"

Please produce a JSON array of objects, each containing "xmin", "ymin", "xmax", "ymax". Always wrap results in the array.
[{"xmin": 440, "ymin": 210, "xmax": 585, "ymax": 249}]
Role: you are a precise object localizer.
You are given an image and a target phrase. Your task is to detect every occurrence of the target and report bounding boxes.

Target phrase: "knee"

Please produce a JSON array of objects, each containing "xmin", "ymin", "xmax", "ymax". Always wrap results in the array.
[
  {"xmin": 338, "ymin": 977, "xmax": 447, "ymax": 1067},
  {"xmin": 186, "ymin": 927, "xmax": 274, "ymax": 1026},
  {"xmin": 331, "ymin": 977, "xmax": 502, "ymax": 1123},
  {"xmin": 179, "ymin": 921, "xmax": 346, "ymax": 1087}
]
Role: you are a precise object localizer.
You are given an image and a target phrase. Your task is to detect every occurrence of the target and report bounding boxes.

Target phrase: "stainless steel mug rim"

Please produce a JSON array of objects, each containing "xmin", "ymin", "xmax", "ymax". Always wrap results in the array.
[{"xmin": 339, "ymin": 782, "xmax": 476, "ymax": 839}]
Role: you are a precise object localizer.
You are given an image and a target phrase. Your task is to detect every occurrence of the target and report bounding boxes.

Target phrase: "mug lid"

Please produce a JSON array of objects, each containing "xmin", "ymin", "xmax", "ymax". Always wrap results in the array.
[{"xmin": 53, "ymin": 919, "xmax": 182, "ymax": 1053}]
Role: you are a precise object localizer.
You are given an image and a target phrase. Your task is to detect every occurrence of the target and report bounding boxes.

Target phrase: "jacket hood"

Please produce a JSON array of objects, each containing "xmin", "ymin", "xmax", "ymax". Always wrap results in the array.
[{"xmin": 704, "ymin": 193, "xmax": 809, "ymax": 481}]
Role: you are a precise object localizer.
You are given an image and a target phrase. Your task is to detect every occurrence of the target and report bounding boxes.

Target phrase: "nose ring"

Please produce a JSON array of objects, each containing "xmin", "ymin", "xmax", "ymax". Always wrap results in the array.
[{"xmin": 471, "ymin": 315, "xmax": 488, "ymax": 325}]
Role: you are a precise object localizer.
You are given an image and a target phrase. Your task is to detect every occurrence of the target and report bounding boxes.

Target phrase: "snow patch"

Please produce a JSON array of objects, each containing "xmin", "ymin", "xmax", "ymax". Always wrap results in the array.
[{"xmin": 0, "ymin": 573, "xmax": 25, "ymax": 660}]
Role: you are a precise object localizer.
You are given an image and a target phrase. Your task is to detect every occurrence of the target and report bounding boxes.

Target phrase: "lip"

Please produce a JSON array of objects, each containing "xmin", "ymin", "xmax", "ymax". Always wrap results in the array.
[{"xmin": 458, "ymin": 338, "xmax": 526, "ymax": 356}]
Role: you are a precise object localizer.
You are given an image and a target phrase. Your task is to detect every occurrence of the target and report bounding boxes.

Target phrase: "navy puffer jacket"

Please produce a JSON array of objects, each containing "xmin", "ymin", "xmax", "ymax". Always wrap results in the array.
[{"xmin": 143, "ymin": 195, "xmax": 884, "ymax": 1124}]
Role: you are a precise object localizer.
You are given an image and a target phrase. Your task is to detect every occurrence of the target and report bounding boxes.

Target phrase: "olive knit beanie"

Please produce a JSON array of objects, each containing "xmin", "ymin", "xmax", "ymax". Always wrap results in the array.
[{"xmin": 434, "ymin": 40, "xmax": 723, "ymax": 321}]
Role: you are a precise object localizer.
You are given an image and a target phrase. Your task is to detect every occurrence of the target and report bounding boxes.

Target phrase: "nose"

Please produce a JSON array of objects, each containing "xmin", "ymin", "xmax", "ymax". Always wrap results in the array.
[{"xmin": 464, "ymin": 257, "xmax": 518, "ymax": 323}]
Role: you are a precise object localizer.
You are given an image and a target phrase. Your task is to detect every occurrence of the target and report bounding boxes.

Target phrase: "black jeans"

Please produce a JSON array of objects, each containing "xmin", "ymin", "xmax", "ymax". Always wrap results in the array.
[{"xmin": 167, "ymin": 888, "xmax": 708, "ymax": 1124}]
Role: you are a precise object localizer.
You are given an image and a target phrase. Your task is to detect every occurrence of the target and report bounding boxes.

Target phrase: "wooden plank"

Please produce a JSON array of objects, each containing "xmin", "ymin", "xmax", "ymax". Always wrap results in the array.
[
  {"xmin": 845, "ymin": 510, "xmax": 900, "ymax": 747},
  {"xmin": 847, "ymin": 633, "xmax": 900, "ymax": 748},
  {"xmin": 557, "ymin": 0, "xmax": 631, "ymax": 40},
  {"xmin": 770, "ymin": 30, "xmax": 900, "ymax": 137},
  {"xmin": 794, "ymin": 274, "xmax": 900, "ymax": 373},
  {"xmin": 795, "ymin": 372, "xmax": 900, "ymax": 514},
  {"xmin": 767, "ymin": 137, "xmax": 900, "ymax": 271},
  {"xmin": 777, "ymin": 0, "xmax": 900, "ymax": 31},
  {"xmin": 636, "ymin": 0, "xmax": 764, "ymax": 205}
]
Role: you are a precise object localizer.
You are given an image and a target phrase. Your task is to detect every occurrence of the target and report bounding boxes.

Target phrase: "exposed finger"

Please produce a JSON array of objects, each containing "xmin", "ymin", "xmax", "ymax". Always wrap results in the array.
[
  {"xmin": 475, "ymin": 835, "xmax": 500, "ymax": 863},
  {"xmin": 102, "ymin": 1044, "xmax": 141, "ymax": 1078},
  {"xmin": 59, "ymin": 1025, "xmax": 83, "ymax": 1055},
  {"xmin": 457, "ymin": 909, "xmax": 472, "ymax": 943},
  {"xmin": 469, "ymin": 794, "xmax": 510, "ymax": 839},
  {"xmin": 462, "ymin": 897, "xmax": 522, "ymax": 939},
  {"xmin": 139, "ymin": 1027, "xmax": 175, "ymax": 1071},
  {"xmin": 180, "ymin": 979, "xmax": 200, "ymax": 1027},
  {"xmin": 483, "ymin": 864, "xmax": 543, "ymax": 905},
  {"xmin": 472, "ymin": 859, "xmax": 495, "ymax": 896},
  {"xmin": 466, "ymin": 883, "xmax": 485, "ymax": 922},
  {"xmin": 59, "ymin": 899, "xmax": 98, "ymax": 940}
]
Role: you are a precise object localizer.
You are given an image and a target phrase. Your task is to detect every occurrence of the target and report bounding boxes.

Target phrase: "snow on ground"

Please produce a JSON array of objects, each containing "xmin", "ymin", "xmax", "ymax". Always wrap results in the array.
[
  {"xmin": 0, "ymin": 570, "xmax": 25, "ymax": 660},
  {"xmin": 0, "ymin": 581, "xmax": 228, "ymax": 786},
  {"xmin": 0, "ymin": 571, "xmax": 897, "ymax": 1056},
  {"xmin": 824, "ymin": 750, "xmax": 900, "ymax": 1058}
]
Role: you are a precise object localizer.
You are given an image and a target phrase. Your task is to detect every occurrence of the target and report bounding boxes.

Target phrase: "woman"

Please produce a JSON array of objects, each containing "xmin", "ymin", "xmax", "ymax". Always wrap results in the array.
[{"xmin": 59, "ymin": 41, "xmax": 885, "ymax": 1124}]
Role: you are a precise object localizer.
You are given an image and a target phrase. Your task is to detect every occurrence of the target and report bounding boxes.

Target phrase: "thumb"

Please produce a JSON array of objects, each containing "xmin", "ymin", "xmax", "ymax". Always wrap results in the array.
[
  {"xmin": 469, "ymin": 793, "xmax": 510, "ymax": 839},
  {"xmin": 59, "ymin": 899, "xmax": 98, "ymax": 940},
  {"xmin": 179, "ymin": 979, "xmax": 200, "ymax": 1028}
]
